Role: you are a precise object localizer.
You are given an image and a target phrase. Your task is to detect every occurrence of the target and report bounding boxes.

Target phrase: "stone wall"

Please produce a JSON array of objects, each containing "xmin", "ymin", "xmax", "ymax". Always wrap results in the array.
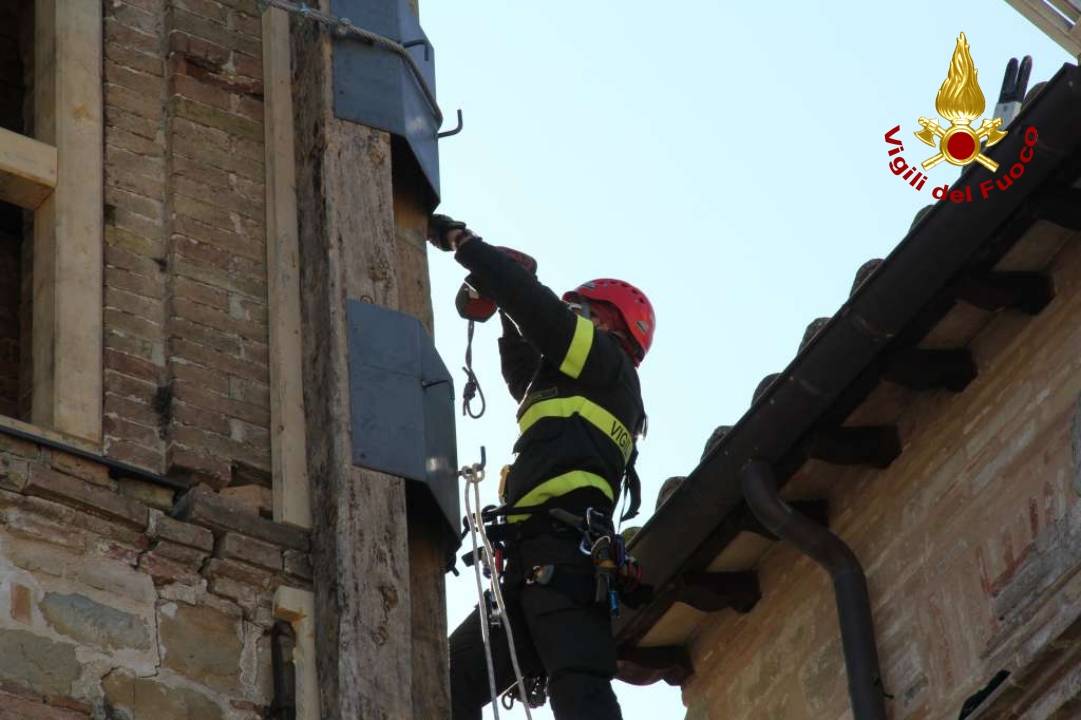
[
  {"xmin": 0, "ymin": 434, "xmax": 311, "ymax": 719},
  {"xmin": 682, "ymin": 238, "xmax": 1081, "ymax": 718},
  {"xmin": 102, "ymin": 0, "xmax": 270, "ymax": 488}
]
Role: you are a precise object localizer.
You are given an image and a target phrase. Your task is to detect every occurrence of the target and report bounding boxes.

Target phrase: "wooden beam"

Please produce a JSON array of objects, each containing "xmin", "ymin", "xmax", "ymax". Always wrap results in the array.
[
  {"xmin": 292, "ymin": 13, "xmax": 415, "ymax": 717},
  {"xmin": 808, "ymin": 426, "xmax": 901, "ymax": 468},
  {"xmin": 1004, "ymin": 0, "xmax": 1081, "ymax": 57},
  {"xmin": 263, "ymin": 7, "xmax": 311, "ymax": 530},
  {"xmin": 882, "ymin": 348, "xmax": 977, "ymax": 392},
  {"xmin": 674, "ymin": 571, "xmax": 760, "ymax": 614},
  {"xmin": 393, "ymin": 0, "xmax": 450, "ymax": 713},
  {"xmin": 0, "ymin": 127, "xmax": 57, "ymax": 210},
  {"xmin": 617, "ymin": 501, "xmax": 827, "ymax": 650},
  {"xmin": 1034, "ymin": 188, "xmax": 1081, "ymax": 230},
  {"xmin": 618, "ymin": 646, "xmax": 693, "ymax": 687},
  {"xmin": 32, "ymin": 0, "xmax": 104, "ymax": 443},
  {"xmin": 406, "ymin": 485, "xmax": 450, "ymax": 718},
  {"xmin": 953, "ymin": 271, "xmax": 1055, "ymax": 315},
  {"xmin": 274, "ymin": 587, "xmax": 321, "ymax": 720}
]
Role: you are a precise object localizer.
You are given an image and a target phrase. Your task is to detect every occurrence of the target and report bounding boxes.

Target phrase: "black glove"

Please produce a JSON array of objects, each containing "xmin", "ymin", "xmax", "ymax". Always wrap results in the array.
[{"xmin": 429, "ymin": 214, "xmax": 468, "ymax": 252}]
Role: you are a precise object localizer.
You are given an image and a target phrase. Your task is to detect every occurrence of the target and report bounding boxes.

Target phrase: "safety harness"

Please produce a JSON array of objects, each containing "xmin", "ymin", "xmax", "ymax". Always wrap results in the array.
[
  {"xmin": 465, "ymin": 499, "xmax": 649, "ymax": 617},
  {"xmin": 460, "ymin": 446, "xmax": 652, "ymax": 713}
]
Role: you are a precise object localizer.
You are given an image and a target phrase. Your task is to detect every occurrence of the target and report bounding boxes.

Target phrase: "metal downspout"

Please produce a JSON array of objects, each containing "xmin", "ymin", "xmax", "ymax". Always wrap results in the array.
[{"xmin": 740, "ymin": 460, "xmax": 887, "ymax": 720}]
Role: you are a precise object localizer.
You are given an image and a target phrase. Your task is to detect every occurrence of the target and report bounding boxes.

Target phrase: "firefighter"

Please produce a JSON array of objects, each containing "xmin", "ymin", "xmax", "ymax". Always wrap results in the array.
[{"xmin": 428, "ymin": 215, "xmax": 654, "ymax": 720}]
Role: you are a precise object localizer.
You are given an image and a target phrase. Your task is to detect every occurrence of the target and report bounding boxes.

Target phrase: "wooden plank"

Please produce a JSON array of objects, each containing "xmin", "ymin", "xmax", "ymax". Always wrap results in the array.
[
  {"xmin": 392, "ymin": 141, "xmax": 449, "ymax": 719},
  {"xmin": 1005, "ymin": 0, "xmax": 1081, "ymax": 56},
  {"xmin": 393, "ymin": 10, "xmax": 450, "ymax": 714},
  {"xmin": 274, "ymin": 587, "xmax": 321, "ymax": 720},
  {"xmin": 0, "ymin": 127, "xmax": 57, "ymax": 210},
  {"xmin": 263, "ymin": 7, "xmax": 311, "ymax": 530},
  {"xmin": 1047, "ymin": 0, "xmax": 1080, "ymax": 22},
  {"xmin": 291, "ymin": 15, "xmax": 414, "ymax": 718},
  {"xmin": 406, "ymin": 487, "xmax": 450, "ymax": 719},
  {"xmin": 0, "ymin": 413, "xmax": 101, "ymax": 456},
  {"xmin": 32, "ymin": 0, "xmax": 104, "ymax": 443}
]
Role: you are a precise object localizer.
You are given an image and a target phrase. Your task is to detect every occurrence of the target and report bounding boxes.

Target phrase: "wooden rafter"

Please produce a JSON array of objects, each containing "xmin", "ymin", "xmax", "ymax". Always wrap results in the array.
[{"xmin": 0, "ymin": 127, "xmax": 57, "ymax": 210}]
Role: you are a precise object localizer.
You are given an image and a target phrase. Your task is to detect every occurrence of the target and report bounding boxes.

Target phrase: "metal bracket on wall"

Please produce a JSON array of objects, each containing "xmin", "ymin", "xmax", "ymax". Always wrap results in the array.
[
  {"xmin": 345, "ymin": 300, "xmax": 461, "ymax": 563},
  {"xmin": 258, "ymin": 0, "xmax": 463, "ymax": 198}
]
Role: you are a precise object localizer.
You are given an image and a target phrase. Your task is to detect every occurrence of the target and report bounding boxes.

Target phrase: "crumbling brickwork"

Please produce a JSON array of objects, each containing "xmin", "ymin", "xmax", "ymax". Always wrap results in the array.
[
  {"xmin": 102, "ymin": 0, "xmax": 269, "ymax": 487},
  {"xmin": 681, "ymin": 238, "xmax": 1081, "ymax": 718},
  {"xmin": 0, "ymin": 436, "xmax": 311, "ymax": 719}
]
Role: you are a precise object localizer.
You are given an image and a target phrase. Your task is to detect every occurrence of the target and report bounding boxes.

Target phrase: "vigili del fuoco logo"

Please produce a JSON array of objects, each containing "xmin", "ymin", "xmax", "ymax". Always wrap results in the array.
[{"xmin": 883, "ymin": 33, "xmax": 1038, "ymax": 204}]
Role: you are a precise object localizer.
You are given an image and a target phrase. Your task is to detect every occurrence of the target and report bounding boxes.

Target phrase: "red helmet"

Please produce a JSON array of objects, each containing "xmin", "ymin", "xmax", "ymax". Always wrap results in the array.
[{"xmin": 563, "ymin": 279, "xmax": 655, "ymax": 364}]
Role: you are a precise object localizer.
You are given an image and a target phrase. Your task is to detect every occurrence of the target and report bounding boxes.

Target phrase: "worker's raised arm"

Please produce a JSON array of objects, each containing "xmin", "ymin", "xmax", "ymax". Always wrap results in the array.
[
  {"xmin": 453, "ymin": 236, "xmax": 623, "ymax": 385},
  {"xmin": 498, "ymin": 313, "xmax": 539, "ymax": 402}
]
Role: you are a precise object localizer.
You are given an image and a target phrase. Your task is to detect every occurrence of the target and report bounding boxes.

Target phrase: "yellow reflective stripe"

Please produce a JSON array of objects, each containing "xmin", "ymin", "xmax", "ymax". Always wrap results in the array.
[
  {"xmin": 518, "ymin": 396, "xmax": 633, "ymax": 464},
  {"xmin": 508, "ymin": 471, "xmax": 614, "ymax": 523},
  {"xmin": 559, "ymin": 315, "xmax": 594, "ymax": 379}
]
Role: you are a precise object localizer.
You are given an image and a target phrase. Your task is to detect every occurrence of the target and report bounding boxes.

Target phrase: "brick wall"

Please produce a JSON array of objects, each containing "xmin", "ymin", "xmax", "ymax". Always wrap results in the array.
[
  {"xmin": 681, "ymin": 239, "xmax": 1081, "ymax": 718},
  {"xmin": 0, "ymin": 4, "xmax": 322, "ymax": 717},
  {"xmin": 102, "ymin": 0, "xmax": 270, "ymax": 487},
  {"xmin": 0, "ymin": 434, "xmax": 311, "ymax": 719}
]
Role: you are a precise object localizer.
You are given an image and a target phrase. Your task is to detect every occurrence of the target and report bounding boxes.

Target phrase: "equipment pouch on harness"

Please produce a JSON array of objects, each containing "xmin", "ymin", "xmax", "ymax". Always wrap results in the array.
[{"xmin": 546, "ymin": 506, "xmax": 647, "ymax": 615}]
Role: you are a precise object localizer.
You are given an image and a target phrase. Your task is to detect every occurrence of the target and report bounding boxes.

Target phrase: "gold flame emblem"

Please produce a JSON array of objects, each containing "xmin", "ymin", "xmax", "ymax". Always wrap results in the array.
[{"xmin": 915, "ymin": 33, "xmax": 1007, "ymax": 172}]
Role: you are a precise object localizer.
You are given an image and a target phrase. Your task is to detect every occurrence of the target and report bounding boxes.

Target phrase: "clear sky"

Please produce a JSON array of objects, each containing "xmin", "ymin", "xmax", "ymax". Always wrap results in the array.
[{"xmin": 419, "ymin": 2, "xmax": 1071, "ymax": 718}]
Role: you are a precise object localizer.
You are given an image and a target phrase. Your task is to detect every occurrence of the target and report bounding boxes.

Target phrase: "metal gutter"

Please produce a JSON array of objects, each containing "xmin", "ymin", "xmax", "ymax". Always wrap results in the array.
[
  {"xmin": 618, "ymin": 62, "xmax": 1081, "ymax": 647},
  {"xmin": 0, "ymin": 422, "xmax": 189, "ymax": 491},
  {"xmin": 742, "ymin": 460, "xmax": 886, "ymax": 720}
]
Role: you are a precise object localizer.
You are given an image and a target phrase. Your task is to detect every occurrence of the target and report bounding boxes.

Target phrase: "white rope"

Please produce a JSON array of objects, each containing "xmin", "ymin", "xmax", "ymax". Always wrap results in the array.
[
  {"xmin": 462, "ymin": 464, "xmax": 501, "ymax": 719},
  {"xmin": 472, "ymin": 482, "xmax": 534, "ymax": 720}
]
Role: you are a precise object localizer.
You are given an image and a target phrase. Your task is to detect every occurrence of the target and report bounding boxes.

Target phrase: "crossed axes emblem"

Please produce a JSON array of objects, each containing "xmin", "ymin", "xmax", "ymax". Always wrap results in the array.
[{"xmin": 914, "ymin": 116, "xmax": 1007, "ymax": 172}]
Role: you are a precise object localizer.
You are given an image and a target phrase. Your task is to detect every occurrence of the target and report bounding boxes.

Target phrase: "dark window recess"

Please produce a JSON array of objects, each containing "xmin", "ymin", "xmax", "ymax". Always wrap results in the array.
[
  {"xmin": 0, "ymin": 2, "xmax": 34, "ymax": 421},
  {"xmin": 958, "ymin": 670, "xmax": 1011, "ymax": 719},
  {"xmin": 0, "ymin": 202, "xmax": 26, "ymax": 419}
]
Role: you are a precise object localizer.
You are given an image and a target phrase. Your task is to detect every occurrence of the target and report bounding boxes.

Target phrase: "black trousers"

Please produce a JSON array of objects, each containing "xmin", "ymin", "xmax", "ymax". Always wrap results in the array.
[{"xmin": 450, "ymin": 531, "xmax": 623, "ymax": 720}]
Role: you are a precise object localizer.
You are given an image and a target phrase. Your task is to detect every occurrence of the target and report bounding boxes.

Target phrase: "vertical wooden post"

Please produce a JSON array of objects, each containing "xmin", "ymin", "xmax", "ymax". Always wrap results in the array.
[
  {"xmin": 263, "ymin": 7, "xmax": 311, "ymax": 530},
  {"xmin": 394, "ymin": 165, "xmax": 450, "ymax": 718},
  {"xmin": 32, "ymin": 0, "xmax": 104, "ymax": 443},
  {"xmin": 290, "ymin": 7, "xmax": 416, "ymax": 717},
  {"xmin": 392, "ymin": 2, "xmax": 449, "ymax": 712}
]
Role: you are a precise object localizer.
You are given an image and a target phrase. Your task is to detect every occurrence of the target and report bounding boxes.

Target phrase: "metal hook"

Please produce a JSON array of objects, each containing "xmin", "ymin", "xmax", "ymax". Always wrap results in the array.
[
  {"xmin": 438, "ymin": 109, "xmax": 464, "ymax": 139},
  {"xmin": 459, "ymin": 446, "xmax": 487, "ymax": 482}
]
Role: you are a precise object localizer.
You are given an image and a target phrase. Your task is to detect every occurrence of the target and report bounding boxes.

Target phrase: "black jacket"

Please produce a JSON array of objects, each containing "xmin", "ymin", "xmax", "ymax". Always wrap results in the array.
[{"xmin": 455, "ymin": 238, "xmax": 645, "ymax": 520}]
